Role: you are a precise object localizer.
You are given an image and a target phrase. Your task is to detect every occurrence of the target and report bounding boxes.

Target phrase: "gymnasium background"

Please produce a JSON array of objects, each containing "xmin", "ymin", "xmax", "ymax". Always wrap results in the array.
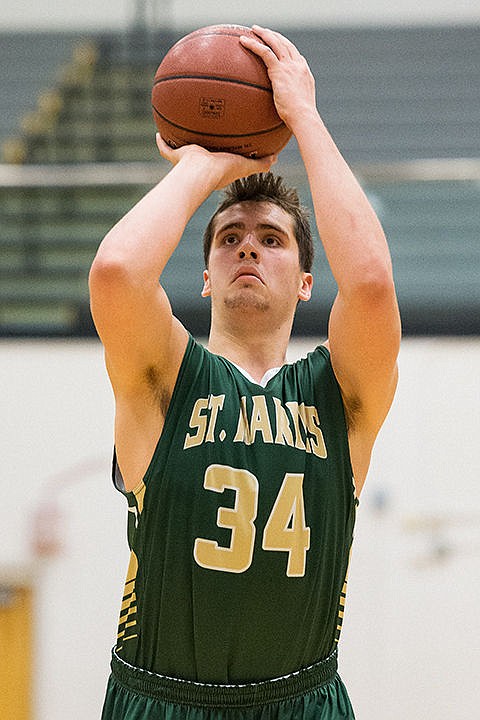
[{"xmin": 1, "ymin": 1, "xmax": 479, "ymax": 718}]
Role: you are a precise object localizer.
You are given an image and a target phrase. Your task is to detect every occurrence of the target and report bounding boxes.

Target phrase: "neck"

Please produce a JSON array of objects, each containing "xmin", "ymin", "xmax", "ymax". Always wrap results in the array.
[{"xmin": 207, "ymin": 313, "xmax": 292, "ymax": 382}]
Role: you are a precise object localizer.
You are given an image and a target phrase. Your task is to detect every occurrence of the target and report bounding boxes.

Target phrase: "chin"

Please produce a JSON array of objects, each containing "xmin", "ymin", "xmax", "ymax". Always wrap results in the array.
[{"xmin": 223, "ymin": 292, "xmax": 270, "ymax": 313}]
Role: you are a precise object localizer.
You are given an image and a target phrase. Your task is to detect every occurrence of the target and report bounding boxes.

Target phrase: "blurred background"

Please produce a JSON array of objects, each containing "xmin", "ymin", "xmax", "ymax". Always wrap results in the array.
[{"xmin": 0, "ymin": 1, "xmax": 479, "ymax": 718}]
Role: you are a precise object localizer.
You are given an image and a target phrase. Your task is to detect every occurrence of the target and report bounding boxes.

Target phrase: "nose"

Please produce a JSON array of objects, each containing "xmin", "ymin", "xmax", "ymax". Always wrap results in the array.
[{"xmin": 238, "ymin": 236, "xmax": 259, "ymax": 260}]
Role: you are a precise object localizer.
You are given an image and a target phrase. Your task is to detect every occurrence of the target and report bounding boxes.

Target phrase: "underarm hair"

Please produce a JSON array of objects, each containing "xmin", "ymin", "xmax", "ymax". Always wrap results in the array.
[
  {"xmin": 145, "ymin": 365, "xmax": 171, "ymax": 417},
  {"xmin": 342, "ymin": 393, "xmax": 362, "ymax": 432}
]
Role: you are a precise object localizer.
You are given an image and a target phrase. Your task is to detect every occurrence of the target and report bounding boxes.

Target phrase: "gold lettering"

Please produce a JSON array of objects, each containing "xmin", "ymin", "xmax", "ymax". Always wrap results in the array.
[
  {"xmin": 304, "ymin": 405, "xmax": 327, "ymax": 458},
  {"xmin": 273, "ymin": 397, "xmax": 294, "ymax": 447},
  {"xmin": 184, "ymin": 397, "xmax": 209, "ymax": 449},
  {"xmin": 286, "ymin": 401, "xmax": 306, "ymax": 451},
  {"xmin": 249, "ymin": 395, "xmax": 273, "ymax": 444},
  {"xmin": 298, "ymin": 404, "xmax": 312, "ymax": 453},
  {"xmin": 233, "ymin": 396, "xmax": 252, "ymax": 444},
  {"xmin": 205, "ymin": 394, "xmax": 225, "ymax": 442}
]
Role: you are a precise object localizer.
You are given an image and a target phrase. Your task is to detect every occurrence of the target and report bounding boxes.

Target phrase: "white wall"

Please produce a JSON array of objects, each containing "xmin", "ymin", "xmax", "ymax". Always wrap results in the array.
[
  {"xmin": 1, "ymin": 336, "xmax": 479, "ymax": 719},
  {"xmin": 0, "ymin": 340, "xmax": 126, "ymax": 719},
  {"xmin": 340, "ymin": 337, "xmax": 480, "ymax": 719},
  {"xmin": 1, "ymin": 0, "xmax": 479, "ymax": 32}
]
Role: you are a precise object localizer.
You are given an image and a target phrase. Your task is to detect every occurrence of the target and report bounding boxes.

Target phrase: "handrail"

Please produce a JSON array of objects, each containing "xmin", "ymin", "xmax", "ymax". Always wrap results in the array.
[
  {"xmin": 0, "ymin": 158, "xmax": 479, "ymax": 188},
  {"xmin": 354, "ymin": 158, "xmax": 480, "ymax": 183}
]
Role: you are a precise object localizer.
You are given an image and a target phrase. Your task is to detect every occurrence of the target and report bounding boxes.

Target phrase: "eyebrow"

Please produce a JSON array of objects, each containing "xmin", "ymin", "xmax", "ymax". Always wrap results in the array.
[{"xmin": 215, "ymin": 221, "xmax": 289, "ymax": 236}]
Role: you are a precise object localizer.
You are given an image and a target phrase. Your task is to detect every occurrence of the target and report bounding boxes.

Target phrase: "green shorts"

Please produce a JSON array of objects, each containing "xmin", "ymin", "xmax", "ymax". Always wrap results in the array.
[{"xmin": 101, "ymin": 648, "xmax": 355, "ymax": 719}]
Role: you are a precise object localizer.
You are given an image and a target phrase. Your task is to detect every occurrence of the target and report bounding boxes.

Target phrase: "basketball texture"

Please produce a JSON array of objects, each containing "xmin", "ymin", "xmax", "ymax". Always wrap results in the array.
[{"xmin": 151, "ymin": 25, "xmax": 292, "ymax": 158}]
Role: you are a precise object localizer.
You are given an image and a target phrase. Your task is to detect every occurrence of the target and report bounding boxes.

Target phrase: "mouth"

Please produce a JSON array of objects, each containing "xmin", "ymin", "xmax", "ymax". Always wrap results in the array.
[{"xmin": 233, "ymin": 267, "xmax": 264, "ymax": 284}]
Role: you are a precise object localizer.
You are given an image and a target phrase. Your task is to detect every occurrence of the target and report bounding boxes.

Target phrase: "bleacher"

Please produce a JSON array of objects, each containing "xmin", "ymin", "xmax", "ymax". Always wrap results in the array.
[{"xmin": 0, "ymin": 25, "xmax": 479, "ymax": 337}]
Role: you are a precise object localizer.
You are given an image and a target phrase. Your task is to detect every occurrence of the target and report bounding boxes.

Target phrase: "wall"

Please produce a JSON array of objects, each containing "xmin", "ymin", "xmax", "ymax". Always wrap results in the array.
[
  {"xmin": 340, "ymin": 337, "xmax": 480, "ymax": 718},
  {"xmin": 1, "ymin": 337, "xmax": 479, "ymax": 719},
  {"xmin": 1, "ymin": 0, "xmax": 480, "ymax": 31},
  {"xmin": 1, "ymin": 341, "xmax": 125, "ymax": 719}
]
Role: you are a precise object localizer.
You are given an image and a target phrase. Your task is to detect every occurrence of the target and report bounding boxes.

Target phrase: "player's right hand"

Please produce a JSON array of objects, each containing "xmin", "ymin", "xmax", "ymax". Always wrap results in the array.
[{"xmin": 155, "ymin": 133, "xmax": 277, "ymax": 189}]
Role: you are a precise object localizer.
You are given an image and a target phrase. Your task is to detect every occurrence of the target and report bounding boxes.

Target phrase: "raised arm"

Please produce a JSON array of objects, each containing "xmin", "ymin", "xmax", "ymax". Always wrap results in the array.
[
  {"xmin": 89, "ymin": 141, "xmax": 275, "ymax": 394},
  {"xmin": 89, "ymin": 141, "xmax": 275, "ymax": 488},
  {"xmin": 242, "ymin": 27, "xmax": 401, "ymax": 493}
]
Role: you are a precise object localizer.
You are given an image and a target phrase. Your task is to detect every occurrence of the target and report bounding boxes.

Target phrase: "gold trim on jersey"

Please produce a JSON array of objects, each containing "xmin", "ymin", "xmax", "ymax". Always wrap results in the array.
[
  {"xmin": 116, "ymin": 550, "xmax": 139, "ymax": 650},
  {"xmin": 335, "ymin": 579, "xmax": 348, "ymax": 643}
]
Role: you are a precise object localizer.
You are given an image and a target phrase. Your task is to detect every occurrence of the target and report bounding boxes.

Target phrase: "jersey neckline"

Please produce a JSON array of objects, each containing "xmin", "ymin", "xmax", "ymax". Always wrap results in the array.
[{"xmin": 230, "ymin": 362, "xmax": 283, "ymax": 388}]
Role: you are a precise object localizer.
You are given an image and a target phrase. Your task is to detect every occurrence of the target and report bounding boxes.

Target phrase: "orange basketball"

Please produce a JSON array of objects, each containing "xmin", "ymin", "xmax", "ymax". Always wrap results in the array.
[{"xmin": 151, "ymin": 25, "xmax": 292, "ymax": 158}]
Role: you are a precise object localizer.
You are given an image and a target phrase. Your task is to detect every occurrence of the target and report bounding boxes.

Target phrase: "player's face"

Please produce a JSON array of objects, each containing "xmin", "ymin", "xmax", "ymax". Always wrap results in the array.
[{"xmin": 202, "ymin": 201, "xmax": 312, "ymax": 316}]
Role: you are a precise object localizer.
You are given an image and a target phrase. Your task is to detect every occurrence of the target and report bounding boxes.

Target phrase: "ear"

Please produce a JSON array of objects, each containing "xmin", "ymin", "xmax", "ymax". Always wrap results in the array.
[
  {"xmin": 298, "ymin": 272, "xmax": 313, "ymax": 302},
  {"xmin": 201, "ymin": 269, "xmax": 211, "ymax": 298}
]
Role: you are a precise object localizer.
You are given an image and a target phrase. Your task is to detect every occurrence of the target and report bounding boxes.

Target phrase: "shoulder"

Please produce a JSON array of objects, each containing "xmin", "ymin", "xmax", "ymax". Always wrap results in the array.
[
  {"xmin": 280, "ymin": 343, "xmax": 345, "ymax": 414},
  {"xmin": 168, "ymin": 336, "xmax": 235, "ymax": 402},
  {"xmin": 291, "ymin": 342, "xmax": 336, "ymax": 381}
]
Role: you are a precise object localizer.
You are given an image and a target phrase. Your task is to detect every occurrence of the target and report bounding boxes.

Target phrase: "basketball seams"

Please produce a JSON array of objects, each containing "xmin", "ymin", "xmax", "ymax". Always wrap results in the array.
[
  {"xmin": 151, "ymin": 106, "xmax": 286, "ymax": 138},
  {"xmin": 172, "ymin": 26, "xmax": 255, "ymax": 45},
  {"xmin": 152, "ymin": 75, "xmax": 273, "ymax": 93},
  {"xmin": 151, "ymin": 24, "xmax": 292, "ymax": 157}
]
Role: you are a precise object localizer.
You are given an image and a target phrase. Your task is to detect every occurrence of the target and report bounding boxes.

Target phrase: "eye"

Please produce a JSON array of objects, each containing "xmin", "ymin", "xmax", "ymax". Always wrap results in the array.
[
  {"xmin": 263, "ymin": 235, "xmax": 280, "ymax": 246},
  {"xmin": 223, "ymin": 234, "xmax": 238, "ymax": 245}
]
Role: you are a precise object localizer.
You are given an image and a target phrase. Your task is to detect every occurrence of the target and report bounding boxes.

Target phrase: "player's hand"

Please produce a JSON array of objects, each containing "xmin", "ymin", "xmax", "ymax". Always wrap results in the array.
[
  {"xmin": 155, "ymin": 133, "xmax": 277, "ymax": 190},
  {"xmin": 240, "ymin": 26, "xmax": 317, "ymax": 131}
]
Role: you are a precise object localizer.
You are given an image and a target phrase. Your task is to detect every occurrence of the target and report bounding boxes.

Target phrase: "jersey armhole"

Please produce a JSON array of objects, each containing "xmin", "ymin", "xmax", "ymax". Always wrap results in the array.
[{"xmin": 112, "ymin": 448, "xmax": 126, "ymax": 494}]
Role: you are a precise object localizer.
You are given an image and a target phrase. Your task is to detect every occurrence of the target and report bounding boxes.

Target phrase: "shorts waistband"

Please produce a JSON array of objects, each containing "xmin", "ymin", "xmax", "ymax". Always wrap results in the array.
[{"xmin": 110, "ymin": 647, "xmax": 338, "ymax": 708}]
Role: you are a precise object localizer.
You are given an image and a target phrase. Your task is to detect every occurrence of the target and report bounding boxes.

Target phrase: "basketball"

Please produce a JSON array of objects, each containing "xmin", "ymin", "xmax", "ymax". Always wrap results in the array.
[{"xmin": 151, "ymin": 25, "xmax": 292, "ymax": 158}]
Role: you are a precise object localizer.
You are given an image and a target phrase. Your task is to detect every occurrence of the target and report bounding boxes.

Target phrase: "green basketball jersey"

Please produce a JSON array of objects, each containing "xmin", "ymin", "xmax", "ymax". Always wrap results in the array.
[{"xmin": 113, "ymin": 335, "xmax": 356, "ymax": 684}]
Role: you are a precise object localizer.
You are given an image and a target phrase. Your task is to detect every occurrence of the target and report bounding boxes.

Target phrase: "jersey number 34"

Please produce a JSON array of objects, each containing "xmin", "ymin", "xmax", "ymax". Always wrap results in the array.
[{"xmin": 194, "ymin": 464, "xmax": 311, "ymax": 577}]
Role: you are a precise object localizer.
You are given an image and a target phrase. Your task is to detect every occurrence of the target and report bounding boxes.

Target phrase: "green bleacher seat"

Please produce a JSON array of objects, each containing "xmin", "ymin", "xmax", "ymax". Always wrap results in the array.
[{"xmin": 0, "ymin": 26, "xmax": 479, "ymax": 336}]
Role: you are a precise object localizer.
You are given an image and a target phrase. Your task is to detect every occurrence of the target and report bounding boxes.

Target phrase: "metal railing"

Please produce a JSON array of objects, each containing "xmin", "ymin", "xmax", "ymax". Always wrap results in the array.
[
  {"xmin": 1, "ymin": 157, "xmax": 480, "ymax": 188},
  {"xmin": 1, "ymin": 157, "xmax": 479, "ymax": 337}
]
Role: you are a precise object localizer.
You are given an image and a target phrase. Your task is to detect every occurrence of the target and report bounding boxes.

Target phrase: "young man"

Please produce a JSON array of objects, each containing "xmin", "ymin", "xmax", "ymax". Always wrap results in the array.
[{"xmin": 90, "ymin": 25, "xmax": 401, "ymax": 720}]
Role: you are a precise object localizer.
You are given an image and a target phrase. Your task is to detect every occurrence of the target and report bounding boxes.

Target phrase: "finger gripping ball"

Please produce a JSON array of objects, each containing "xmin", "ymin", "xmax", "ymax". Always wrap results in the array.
[{"xmin": 151, "ymin": 25, "xmax": 292, "ymax": 158}]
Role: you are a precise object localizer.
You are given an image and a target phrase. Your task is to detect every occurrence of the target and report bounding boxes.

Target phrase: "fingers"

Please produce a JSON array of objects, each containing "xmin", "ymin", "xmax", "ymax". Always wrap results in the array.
[
  {"xmin": 156, "ymin": 133, "xmax": 209, "ymax": 165},
  {"xmin": 239, "ymin": 33, "xmax": 275, "ymax": 65},
  {"xmin": 156, "ymin": 131, "xmax": 277, "ymax": 184},
  {"xmin": 252, "ymin": 152, "xmax": 278, "ymax": 173},
  {"xmin": 217, "ymin": 151, "xmax": 278, "ymax": 178},
  {"xmin": 250, "ymin": 25, "xmax": 299, "ymax": 61},
  {"xmin": 156, "ymin": 132, "xmax": 178, "ymax": 161},
  {"xmin": 240, "ymin": 25, "xmax": 305, "ymax": 75},
  {"xmin": 212, "ymin": 152, "xmax": 278, "ymax": 190},
  {"xmin": 240, "ymin": 26, "xmax": 315, "ymax": 131}
]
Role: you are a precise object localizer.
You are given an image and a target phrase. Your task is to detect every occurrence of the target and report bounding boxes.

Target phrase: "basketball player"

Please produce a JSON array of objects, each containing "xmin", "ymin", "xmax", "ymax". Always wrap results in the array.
[{"xmin": 90, "ymin": 25, "xmax": 401, "ymax": 719}]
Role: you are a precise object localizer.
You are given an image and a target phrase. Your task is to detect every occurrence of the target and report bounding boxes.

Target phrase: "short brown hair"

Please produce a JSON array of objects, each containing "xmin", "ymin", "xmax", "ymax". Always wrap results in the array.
[{"xmin": 203, "ymin": 173, "xmax": 314, "ymax": 271}]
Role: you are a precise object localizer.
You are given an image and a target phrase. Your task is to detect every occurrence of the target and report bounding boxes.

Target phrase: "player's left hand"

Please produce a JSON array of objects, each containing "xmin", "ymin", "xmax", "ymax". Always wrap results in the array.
[{"xmin": 240, "ymin": 26, "xmax": 317, "ymax": 132}]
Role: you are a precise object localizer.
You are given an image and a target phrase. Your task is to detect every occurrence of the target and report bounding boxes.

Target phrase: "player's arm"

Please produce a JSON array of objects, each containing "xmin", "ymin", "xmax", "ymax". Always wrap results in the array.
[
  {"xmin": 89, "ymin": 140, "xmax": 276, "ymax": 397},
  {"xmin": 90, "ymin": 141, "xmax": 276, "ymax": 488},
  {"xmin": 242, "ymin": 27, "xmax": 401, "ymax": 492}
]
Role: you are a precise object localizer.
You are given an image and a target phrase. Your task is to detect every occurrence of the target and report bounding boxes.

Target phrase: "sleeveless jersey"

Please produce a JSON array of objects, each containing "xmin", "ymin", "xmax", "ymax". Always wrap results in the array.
[{"xmin": 113, "ymin": 336, "xmax": 356, "ymax": 685}]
